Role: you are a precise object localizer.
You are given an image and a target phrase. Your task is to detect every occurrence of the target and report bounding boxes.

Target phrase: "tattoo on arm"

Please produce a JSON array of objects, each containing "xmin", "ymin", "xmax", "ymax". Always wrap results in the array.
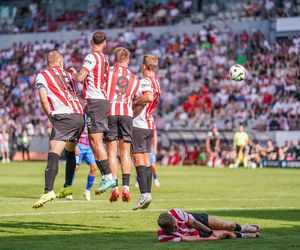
[{"xmin": 188, "ymin": 219, "xmax": 212, "ymax": 233}]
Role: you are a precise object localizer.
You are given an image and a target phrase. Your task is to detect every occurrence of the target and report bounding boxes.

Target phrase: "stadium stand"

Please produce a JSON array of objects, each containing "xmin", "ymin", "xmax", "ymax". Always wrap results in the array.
[
  {"xmin": 0, "ymin": 0, "xmax": 299, "ymax": 34},
  {"xmin": 0, "ymin": 1, "xmax": 300, "ymax": 166}
]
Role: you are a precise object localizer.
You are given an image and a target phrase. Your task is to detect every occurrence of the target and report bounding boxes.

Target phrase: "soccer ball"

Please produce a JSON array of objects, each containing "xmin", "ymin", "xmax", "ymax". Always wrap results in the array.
[{"xmin": 229, "ymin": 64, "xmax": 247, "ymax": 81}]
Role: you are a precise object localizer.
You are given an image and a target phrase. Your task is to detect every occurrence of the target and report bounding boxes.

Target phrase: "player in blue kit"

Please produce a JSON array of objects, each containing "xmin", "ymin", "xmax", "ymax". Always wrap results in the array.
[{"xmin": 69, "ymin": 129, "xmax": 97, "ymax": 201}]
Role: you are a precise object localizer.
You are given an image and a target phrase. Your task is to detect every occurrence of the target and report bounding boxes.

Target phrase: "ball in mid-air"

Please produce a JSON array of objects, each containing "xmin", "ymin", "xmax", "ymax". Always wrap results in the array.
[{"xmin": 229, "ymin": 64, "xmax": 247, "ymax": 81}]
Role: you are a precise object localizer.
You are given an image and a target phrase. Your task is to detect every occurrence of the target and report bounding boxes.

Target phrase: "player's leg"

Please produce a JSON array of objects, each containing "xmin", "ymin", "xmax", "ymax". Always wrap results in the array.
[
  {"xmin": 56, "ymin": 141, "xmax": 77, "ymax": 199},
  {"xmin": 208, "ymin": 216, "xmax": 260, "ymax": 233},
  {"xmin": 119, "ymin": 139, "xmax": 131, "ymax": 202},
  {"xmin": 89, "ymin": 132, "xmax": 115, "ymax": 194},
  {"xmin": 5, "ymin": 144, "xmax": 10, "ymax": 163},
  {"xmin": 132, "ymin": 128, "xmax": 152, "ymax": 210},
  {"xmin": 207, "ymin": 150, "xmax": 214, "ymax": 168},
  {"xmin": 0, "ymin": 147, "xmax": 5, "ymax": 163},
  {"xmin": 106, "ymin": 140, "xmax": 118, "ymax": 182},
  {"xmin": 144, "ymin": 130, "xmax": 154, "ymax": 206},
  {"xmin": 119, "ymin": 116, "xmax": 133, "ymax": 202},
  {"xmin": 87, "ymin": 99, "xmax": 115, "ymax": 194},
  {"xmin": 105, "ymin": 116, "xmax": 120, "ymax": 201},
  {"xmin": 151, "ymin": 152, "xmax": 160, "ymax": 187},
  {"xmin": 83, "ymin": 149, "xmax": 97, "ymax": 201},
  {"xmin": 83, "ymin": 162, "xmax": 97, "ymax": 201},
  {"xmin": 106, "ymin": 140, "xmax": 120, "ymax": 202},
  {"xmin": 33, "ymin": 140, "xmax": 66, "ymax": 208}
]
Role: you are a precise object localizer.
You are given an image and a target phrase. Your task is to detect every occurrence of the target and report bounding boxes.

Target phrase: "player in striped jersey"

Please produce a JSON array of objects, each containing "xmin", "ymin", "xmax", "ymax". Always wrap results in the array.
[
  {"xmin": 33, "ymin": 50, "xmax": 85, "ymax": 208},
  {"xmin": 70, "ymin": 31, "xmax": 115, "ymax": 195},
  {"xmin": 131, "ymin": 54, "xmax": 161, "ymax": 210},
  {"xmin": 105, "ymin": 47, "xmax": 139, "ymax": 203},
  {"xmin": 157, "ymin": 209, "xmax": 260, "ymax": 243}
]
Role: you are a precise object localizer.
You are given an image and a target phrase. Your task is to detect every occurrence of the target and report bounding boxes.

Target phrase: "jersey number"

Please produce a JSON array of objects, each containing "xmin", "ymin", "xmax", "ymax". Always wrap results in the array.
[{"xmin": 115, "ymin": 76, "xmax": 129, "ymax": 96}]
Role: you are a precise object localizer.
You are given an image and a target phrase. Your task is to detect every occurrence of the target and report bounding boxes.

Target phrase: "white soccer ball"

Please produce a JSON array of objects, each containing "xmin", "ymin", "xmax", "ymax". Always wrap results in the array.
[{"xmin": 229, "ymin": 64, "xmax": 247, "ymax": 81}]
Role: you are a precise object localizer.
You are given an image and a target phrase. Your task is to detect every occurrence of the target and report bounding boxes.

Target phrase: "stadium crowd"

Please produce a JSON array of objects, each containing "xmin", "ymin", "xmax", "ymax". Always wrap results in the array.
[
  {"xmin": 0, "ymin": 24, "xmax": 300, "ymax": 162},
  {"xmin": 157, "ymin": 139, "xmax": 300, "ymax": 167},
  {"xmin": 0, "ymin": 0, "xmax": 299, "ymax": 34}
]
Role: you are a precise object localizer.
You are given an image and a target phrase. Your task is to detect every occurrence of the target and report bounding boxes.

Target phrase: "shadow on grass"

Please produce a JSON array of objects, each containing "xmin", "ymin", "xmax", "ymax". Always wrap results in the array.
[
  {"xmin": 0, "ymin": 221, "xmax": 123, "ymax": 233},
  {"xmin": 202, "ymin": 209, "xmax": 300, "ymax": 222}
]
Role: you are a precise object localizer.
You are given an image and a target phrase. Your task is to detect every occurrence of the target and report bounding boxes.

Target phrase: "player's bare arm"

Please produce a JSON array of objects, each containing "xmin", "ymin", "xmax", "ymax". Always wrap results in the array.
[
  {"xmin": 133, "ymin": 91, "xmax": 153, "ymax": 106},
  {"xmin": 187, "ymin": 218, "xmax": 213, "ymax": 234},
  {"xmin": 38, "ymin": 87, "xmax": 52, "ymax": 119},
  {"xmin": 71, "ymin": 68, "xmax": 89, "ymax": 83},
  {"xmin": 133, "ymin": 91, "xmax": 154, "ymax": 117},
  {"xmin": 181, "ymin": 235, "xmax": 219, "ymax": 242}
]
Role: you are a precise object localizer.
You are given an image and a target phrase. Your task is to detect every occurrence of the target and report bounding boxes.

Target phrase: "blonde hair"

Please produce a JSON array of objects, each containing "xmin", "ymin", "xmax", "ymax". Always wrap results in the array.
[
  {"xmin": 114, "ymin": 47, "xmax": 130, "ymax": 63},
  {"xmin": 47, "ymin": 50, "xmax": 63, "ymax": 67},
  {"xmin": 143, "ymin": 54, "xmax": 158, "ymax": 72}
]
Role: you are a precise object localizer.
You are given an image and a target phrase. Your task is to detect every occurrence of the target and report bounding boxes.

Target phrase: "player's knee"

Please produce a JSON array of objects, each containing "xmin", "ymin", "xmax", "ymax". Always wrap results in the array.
[
  {"xmin": 90, "ymin": 165, "xmax": 97, "ymax": 175},
  {"xmin": 225, "ymin": 222, "xmax": 236, "ymax": 231}
]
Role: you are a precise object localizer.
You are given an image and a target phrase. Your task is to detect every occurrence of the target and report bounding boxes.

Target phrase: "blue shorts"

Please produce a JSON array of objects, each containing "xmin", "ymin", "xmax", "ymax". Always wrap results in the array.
[
  {"xmin": 76, "ymin": 144, "xmax": 96, "ymax": 166},
  {"xmin": 150, "ymin": 150, "xmax": 156, "ymax": 164}
]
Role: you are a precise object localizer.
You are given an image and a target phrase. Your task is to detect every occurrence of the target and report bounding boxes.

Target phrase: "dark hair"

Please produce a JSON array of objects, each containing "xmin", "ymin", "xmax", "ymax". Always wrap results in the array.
[{"xmin": 92, "ymin": 31, "xmax": 107, "ymax": 45}]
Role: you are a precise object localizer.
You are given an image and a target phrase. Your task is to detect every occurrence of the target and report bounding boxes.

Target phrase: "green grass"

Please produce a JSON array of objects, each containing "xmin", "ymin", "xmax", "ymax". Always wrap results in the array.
[{"xmin": 0, "ymin": 162, "xmax": 300, "ymax": 250}]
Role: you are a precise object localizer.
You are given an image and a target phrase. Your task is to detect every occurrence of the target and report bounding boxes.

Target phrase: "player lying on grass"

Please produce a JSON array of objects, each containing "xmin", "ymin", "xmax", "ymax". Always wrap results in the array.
[{"xmin": 157, "ymin": 209, "xmax": 260, "ymax": 242}]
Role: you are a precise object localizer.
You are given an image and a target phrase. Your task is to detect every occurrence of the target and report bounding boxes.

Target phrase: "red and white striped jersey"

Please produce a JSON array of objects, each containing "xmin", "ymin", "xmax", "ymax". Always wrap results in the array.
[
  {"xmin": 133, "ymin": 77, "xmax": 161, "ymax": 130},
  {"xmin": 78, "ymin": 129, "xmax": 89, "ymax": 146},
  {"xmin": 107, "ymin": 65, "xmax": 139, "ymax": 116},
  {"xmin": 81, "ymin": 51, "xmax": 110, "ymax": 100},
  {"xmin": 158, "ymin": 209, "xmax": 199, "ymax": 243},
  {"xmin": 35, "ymin": 66, "xmax": 83, "ymax": 115}
]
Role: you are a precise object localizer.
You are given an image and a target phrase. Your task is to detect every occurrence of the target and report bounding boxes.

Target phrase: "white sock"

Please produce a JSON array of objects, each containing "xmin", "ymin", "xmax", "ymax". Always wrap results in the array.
[{"xmin": 122, "ymin": 185, "xmax": 129, "ymax": 191}]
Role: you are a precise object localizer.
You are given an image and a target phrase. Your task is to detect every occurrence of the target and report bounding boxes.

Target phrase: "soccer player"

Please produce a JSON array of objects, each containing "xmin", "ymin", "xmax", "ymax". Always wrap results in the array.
[
  {"xmin": 33, "ymin": 50, "xmax": 84, "ymax": 209},
  {"xmin": 131, "ymin": 54, "xmax": 161, "ymax": 210},
  {"xmin": 74, "ymin": 128, "xmax": 97, "ymax": 201},
  {"xmin": 105, "ymin": 47, "xmax": 139, "ymax": 203},
  {"xmin": 70, "ymin": 31, "xmax": 115, "ymax": 194},
  {"xmin": 158, "ymin": 208, "xmax": 260, "ymax": 242},
  {"xmin": 206, "ymin": 125, "xmax": 220, "ymax": 167},
  {"xmin": 233, "ymin": 124, "xmax": 249, "ymax": 167}
]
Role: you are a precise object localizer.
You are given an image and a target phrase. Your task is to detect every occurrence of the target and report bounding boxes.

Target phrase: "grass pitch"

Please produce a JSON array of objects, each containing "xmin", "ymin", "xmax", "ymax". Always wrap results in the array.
[{"xmin": 0, "ymin": 162, "xmax": 299, "ymax": 250}]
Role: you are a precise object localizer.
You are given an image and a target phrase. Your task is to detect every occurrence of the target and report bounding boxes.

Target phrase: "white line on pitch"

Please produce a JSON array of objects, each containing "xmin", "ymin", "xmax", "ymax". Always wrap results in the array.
[
  {"xmin": 1, "ymin": 198, "xmax": 280, "ymax": 205},
  {"xmin": 0, "ymin": 207, "xmax": 298, "ymax": 217}
]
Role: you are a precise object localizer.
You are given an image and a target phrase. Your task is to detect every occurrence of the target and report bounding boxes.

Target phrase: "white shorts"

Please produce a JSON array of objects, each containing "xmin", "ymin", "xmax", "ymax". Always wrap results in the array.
[{"xmin": 0, "ymin": 144, "xmax": 9, "ymax": 153}]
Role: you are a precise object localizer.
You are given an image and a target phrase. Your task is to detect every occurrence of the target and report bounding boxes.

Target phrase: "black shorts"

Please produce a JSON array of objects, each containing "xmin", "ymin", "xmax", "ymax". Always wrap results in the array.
[
  {"xmin": 104, "ymin": 115, "xmax": 133, "ymax": 142},
  {"xmin": 86, "ymin": 99, "xmax": 110, "ymax": 134},
  {"xmin": 50, "ymin": 113, "xmax": 85, "ymax": 142},
  {"xmin": 131, "ymin": 127, "xmax": 154, "ymax": 154},
  {"xmin": 190, "ymin": 213, "xmax": 211, "ymax": 238}
]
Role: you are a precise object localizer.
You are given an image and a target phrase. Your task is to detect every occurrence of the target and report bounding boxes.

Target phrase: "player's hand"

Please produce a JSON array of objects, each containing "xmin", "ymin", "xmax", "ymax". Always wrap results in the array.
[
  {"xmin": 47, "ymin": 111, "xmax": 53, "ymax": 121},
  {"xmin": 209, "ymin": 232, "xmax": 219, "ymax": 240},
  {"xmin": 68, "ymin": 67, "xmax": 77, "ymax": 75}
]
